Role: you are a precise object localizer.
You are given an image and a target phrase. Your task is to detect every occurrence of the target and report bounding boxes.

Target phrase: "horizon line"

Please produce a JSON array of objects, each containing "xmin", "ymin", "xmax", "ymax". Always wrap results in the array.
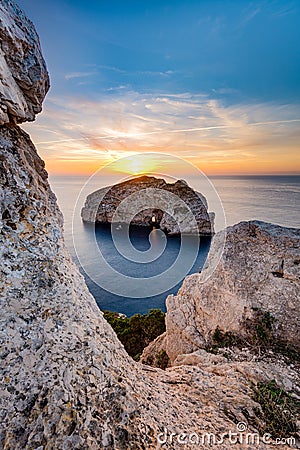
[{"xmin": 48, "ymin": 172, "xmax": 300, "ymax": 177}]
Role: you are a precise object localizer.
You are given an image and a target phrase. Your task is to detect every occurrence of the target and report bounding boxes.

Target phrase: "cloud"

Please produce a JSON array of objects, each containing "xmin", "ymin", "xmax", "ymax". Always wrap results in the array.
[
  {"xmin": 212, "ymin": 87, "xmax": 239, "ymax": 95},
  {"xmin": 136, "ymin": 70, "xmax": 177, "ymax": 77},
  {"xmin": 97, "ymin": 65, "xmax": 126, "ymax": 73},
  {"xmin": 22, "ymin": 91, "xmax": 300, "ymax": 174},
  {"xmin": 242, "ymin": 6, "xmax": 261, "ymax": 25},
  {"xmin": 106, "ymin": 85, "xmax": 129, "ymax": 92},
  {"xmin": 271, "ymin": 2, "xmax": 298, "ymax": 18},
  {"xmin": 64, "ymin": 71, "xmax": 96, "ymax": 80},
  {"xmin": 237, "ymin": 3, "xmax": 262, "ymax": 29}
]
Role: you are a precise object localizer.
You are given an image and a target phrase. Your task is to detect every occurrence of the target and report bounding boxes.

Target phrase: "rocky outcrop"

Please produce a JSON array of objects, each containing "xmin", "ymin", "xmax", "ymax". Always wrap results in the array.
[
  {"xmin": 0, "ymin": 0, "xmax": 49, "ymax": 124},
  {"xmin": 81, "ymin": 176, "xmax": 214, "ymax": 235},
  {"xmin": 142, "ymin": 221, "xmax": 300, "ymax": 365},
  {"xmin": 0, "ymin": 2, "xmax": 298, "ymax": 448}
]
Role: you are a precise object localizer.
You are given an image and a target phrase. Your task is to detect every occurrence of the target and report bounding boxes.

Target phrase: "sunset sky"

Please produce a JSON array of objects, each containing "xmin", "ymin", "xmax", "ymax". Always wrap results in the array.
[{"xmin": 18, "ymin": 0, "xmax": 300, "ymax": 176}]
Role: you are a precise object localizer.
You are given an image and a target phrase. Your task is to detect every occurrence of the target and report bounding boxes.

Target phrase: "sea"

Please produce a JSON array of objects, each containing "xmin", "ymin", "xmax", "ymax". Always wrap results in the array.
[{"xmin": 49, "ymin": 175, "xmax": 300, "ymax": 316}]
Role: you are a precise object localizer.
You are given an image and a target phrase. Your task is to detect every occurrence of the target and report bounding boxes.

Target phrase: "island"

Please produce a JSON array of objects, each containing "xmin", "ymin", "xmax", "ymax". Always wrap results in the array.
[{"xmin": 81, "ymin": 175, "xmax": 215, "ymax": 235}]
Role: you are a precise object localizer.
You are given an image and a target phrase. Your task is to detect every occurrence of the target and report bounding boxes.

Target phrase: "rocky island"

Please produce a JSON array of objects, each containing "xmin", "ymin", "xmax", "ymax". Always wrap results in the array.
[
  {"xmin": 81, "ymin": 176, "xmax": 215, "ymax": 235},
  {"xmin": 0, "ymin": 1, "xmax": 299, "ymax": 449}
]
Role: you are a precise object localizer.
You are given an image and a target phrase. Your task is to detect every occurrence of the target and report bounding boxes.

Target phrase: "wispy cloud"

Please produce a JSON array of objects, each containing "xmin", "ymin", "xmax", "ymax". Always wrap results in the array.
[
  {"xmin": 22, "ymin": 91, "xmax": 300, "ymax": 174},
  {"xmin": 106, "ymin": 85, "xmax": 130, "ymax": 92},
  {"xmin": 137, "ymin": 70, "xmax": 177, "ymax": 77},
  {"xmin": 65, "ymin": 71, "xmax": 96, "ymax": 80},
  {"xmin": 271, "ymin": 2, "xmax": 298, "ymax": 18},
  {"xmin": 97, "ymin": 65, "xmax": 126, "ymax": 73},
  {"xmin": 235, "ymin": 3, "xmax": 263, "ymax": 30},
  {"xmin": 242, "ymin": 6, "xmax": 261, "ymax": 25},
  {"xmin": 212, "ymin": 87, "xmax": 239, "ymax": 95}
]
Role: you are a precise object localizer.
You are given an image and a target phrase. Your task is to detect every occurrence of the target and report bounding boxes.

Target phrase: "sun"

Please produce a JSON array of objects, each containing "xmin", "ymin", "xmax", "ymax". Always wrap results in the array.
[
  {"xmin": 124, "ymin": 159, "xmax": 150, "ymax": 175},
  {"xmin": 109, "ymin": 154, "xmax": 159, "ymax": 176}
]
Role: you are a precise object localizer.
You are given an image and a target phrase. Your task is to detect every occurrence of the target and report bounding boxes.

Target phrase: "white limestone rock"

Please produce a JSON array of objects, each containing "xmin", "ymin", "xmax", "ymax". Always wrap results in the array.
[
  {"xmin": 161, "ymin": 221, "xmax": 300, "ymax": 364},
  {"xmin": 1, "ymin": 127, "xmax": 287, "ymax": 449}
]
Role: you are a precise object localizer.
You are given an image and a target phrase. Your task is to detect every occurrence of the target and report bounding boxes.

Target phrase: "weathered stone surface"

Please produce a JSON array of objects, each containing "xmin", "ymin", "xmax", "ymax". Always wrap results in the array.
[
  {"xmin": 81, "ymin": 175, "xmax": 215, "ymax": 235},
  {"xmin": 0, "ymin": 0, "xmax": 49, "ymax": 124},
  {"xmin": 148, "ymin": 221, "xmax": 300, "ymax": 364}
]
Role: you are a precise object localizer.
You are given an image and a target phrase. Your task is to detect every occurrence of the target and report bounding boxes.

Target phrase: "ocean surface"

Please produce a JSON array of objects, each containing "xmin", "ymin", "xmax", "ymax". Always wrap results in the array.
[{"xmin": 49, "ymin": 175, "xmax": 300, "ymax": 316}]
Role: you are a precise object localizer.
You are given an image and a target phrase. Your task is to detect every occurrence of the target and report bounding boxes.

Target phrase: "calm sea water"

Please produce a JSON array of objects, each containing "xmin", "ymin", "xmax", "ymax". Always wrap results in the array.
[{"xmin": 49, "ymin": 175, "xmax": 300, "ymax": 316}]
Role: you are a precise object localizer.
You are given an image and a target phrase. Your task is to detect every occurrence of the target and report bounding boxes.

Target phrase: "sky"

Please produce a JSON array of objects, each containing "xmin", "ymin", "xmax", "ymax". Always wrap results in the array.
[{"xmin": 18, "ymin": 0, "xmax": 300, "ymax": 176}]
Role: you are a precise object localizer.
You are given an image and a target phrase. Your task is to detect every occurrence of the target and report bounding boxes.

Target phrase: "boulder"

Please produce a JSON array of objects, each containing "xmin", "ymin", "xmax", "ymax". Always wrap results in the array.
[{"xmin": 81, "ymin": 175, "xmax": 214, "ymax": 235}]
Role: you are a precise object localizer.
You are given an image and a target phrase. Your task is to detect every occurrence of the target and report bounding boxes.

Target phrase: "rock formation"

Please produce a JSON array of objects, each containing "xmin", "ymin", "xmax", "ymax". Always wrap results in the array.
[
  {"xmin": 0, "ymin": 1, "xmax": 49, "ymax": 124},
  {"xmin": 81, "ymin": 176, "xmax": 215, "ymax": 235},
  {"xmin": 142, "ymin": 221, "xmax": 300, "ymax": 365},
  {"xmin": 0, "ymin": 2, "xmax": 298, "ymax": 448}
]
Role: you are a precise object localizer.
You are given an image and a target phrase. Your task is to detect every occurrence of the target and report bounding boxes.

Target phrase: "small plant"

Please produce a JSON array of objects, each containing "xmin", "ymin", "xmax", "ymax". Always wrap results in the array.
[
  {"xmin": 154, "ymin": 350, "xmax": 169, "ymax": 370},
  {"xmin": 212, "ymin": 326, "xmax": 239, "ymax": 347},
  {"xmin": 248, "ymin": 309, "xmax": 276, "ymax": 348},
  {"xmin": 253, "ymin": 380, "xmax": 299, "ymax": 438},
  {"xmin": 206, "ymin": 311, "xmax": 300, "ymax": 364},
  {"xmin": 274, "ymin": 341, "xmax": 300, "ymax": 363},
  {"xmin": 205, "ymin": 326, "xmax": 241, "ymax": 354}
]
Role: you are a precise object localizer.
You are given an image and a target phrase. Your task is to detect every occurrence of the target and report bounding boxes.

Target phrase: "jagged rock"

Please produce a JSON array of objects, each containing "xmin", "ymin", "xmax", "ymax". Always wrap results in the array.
[
  {"xmin": 0, "ymin": 0, "xmax": 49, "ymax": 124},
  {"xmin": 81, "ymin": 175, "xmax": 215, "ymax": 235},
  {"xmin": 173, "ymin": 349, "xmax": 227, "ymax": 367},
  {"xmin": 147, "ymin": 221, "xmax": 300, "ymax": 364},
  {"xmin": 0, "ymin": 2, "xmax": 298, "ymax": 448}
]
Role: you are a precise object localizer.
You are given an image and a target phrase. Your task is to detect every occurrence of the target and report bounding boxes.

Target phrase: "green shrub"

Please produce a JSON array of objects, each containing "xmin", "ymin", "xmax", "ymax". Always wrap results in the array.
[
  {"xmin": 213, "ymin": 326, "xmax": 239, "ymax": 347},
  {"xmin": 246, "ymin": 309, "xmax": 276, "ymax": 349},
  {"xmin": 253, "ymin": 380, "xmax": 299, "ymax": 438},
  {"xmin": 103, "ymin": 309, "xmax": 165, "ymax": 361},
  {"xmin": 206, "ymin": 310, "xmax": 277, "ymax": 354},
  {"xmin": 154, "ymin": 350, "xmax": 169, "ymax": 370},
  {"xmin": 205, "ymin": 326, "xmax": 241, "ymax": 354}
]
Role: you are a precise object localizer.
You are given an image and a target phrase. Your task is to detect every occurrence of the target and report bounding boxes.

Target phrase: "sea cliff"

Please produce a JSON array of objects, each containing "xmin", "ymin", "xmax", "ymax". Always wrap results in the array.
[{"xmin": 81, "ymin": 175, "xmax": 214, "ymax": 235}]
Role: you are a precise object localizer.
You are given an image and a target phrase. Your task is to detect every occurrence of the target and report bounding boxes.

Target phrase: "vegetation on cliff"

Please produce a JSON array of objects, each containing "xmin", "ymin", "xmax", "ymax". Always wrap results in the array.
[
  {"xmin": 253, "ymin": 380, "xmax": 300, "ymax": 438},
  {"xmin": 206, "ymin": 308, "xmax": 300, "ymax": 363},
  {"xmin": 103, "ymin": 309, "xmax": 166, "ymax": 361}
]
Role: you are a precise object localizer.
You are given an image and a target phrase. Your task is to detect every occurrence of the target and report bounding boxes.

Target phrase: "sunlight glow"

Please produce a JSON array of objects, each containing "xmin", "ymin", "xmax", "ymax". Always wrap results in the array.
[
  {"xmin": 22, "ymin": 92, "xmax": 300, "ymax": 176},
  {"xmin": 109, "ymin": 154, "xmax": 160, "ymax": 175}
]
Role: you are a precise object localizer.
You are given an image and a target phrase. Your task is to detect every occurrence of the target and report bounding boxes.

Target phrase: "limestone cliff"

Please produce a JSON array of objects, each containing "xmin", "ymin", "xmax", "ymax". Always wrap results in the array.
[
  {"xmin": 142, "ymin": 221, "xmax": 300, "ymax": 365},
  {"xmin": 81, "ymin": 176, "xmax": 215, "ymax": 235},
  {"xmin": 0, "ymin": 2, "xmax": 298, "ymax": 449}
]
